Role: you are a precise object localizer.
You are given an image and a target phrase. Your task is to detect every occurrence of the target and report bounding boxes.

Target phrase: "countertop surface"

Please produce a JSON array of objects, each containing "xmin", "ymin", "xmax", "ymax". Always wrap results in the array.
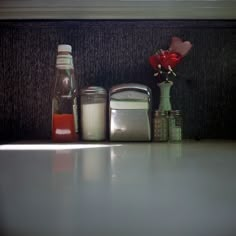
[{"xmin": 0, "ymin": 141, "xmax": 236, "ymax": 236}]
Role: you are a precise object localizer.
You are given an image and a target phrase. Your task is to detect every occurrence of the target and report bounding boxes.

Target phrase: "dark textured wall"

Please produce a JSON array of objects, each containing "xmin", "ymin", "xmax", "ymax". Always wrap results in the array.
[{"xmin": 0, "ymin": 20, "xmax": 236, "ymax": 141}]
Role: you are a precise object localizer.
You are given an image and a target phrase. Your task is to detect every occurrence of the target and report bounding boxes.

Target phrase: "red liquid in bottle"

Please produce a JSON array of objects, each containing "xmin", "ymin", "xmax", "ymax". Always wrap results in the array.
[{"xmin": 52, "ymin": 114, "xmax": 77, "ymax": 142}]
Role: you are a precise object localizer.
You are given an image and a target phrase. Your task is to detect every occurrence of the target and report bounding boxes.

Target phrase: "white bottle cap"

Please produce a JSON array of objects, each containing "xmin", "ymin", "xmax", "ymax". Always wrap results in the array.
[{"xmin": 57, "ymin": 44, "xmax": 72, "ymax": 53}]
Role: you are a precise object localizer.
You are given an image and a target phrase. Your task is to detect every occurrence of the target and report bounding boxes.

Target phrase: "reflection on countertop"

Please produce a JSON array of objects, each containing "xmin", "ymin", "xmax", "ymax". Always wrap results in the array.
[{"xmin": 0, "ymin": 141, "xmax": 236, "ymax": 236}]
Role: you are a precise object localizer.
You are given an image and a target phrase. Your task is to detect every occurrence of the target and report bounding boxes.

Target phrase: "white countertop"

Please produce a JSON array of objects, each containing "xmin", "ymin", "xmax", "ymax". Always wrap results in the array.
[{"xmin": 0, "ymin": 141, "xmax": 236, "ymax": 236}]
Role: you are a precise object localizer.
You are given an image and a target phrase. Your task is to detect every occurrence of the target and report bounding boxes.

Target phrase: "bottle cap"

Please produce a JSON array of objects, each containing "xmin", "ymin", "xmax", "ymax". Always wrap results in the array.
[{"xmin": 58, "ymin": 44, "xmax": 72, "ymax": 53}]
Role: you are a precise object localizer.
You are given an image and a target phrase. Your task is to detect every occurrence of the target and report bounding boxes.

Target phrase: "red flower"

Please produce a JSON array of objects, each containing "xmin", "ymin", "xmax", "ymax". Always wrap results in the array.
[
  {"xmin": 149, "ymin": 50, "xmax": 182, "ymax": 70},
  {"xmin": 149, "ymin": 37, "xmax": 192, "ymax": 82}
]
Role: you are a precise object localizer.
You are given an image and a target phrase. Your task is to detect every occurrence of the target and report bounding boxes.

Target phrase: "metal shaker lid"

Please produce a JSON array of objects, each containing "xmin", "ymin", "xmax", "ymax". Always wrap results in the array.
[
  {"xmin": 154, "ymin": 110, "xmax": 168, "ymax": 116},
  {"xmin": 80, "ymin": 86, "xmax": 106, "ymax": 95},
  {"xmin": 169, "ymin": 110, "xmax": 181, "ymax": 115}
]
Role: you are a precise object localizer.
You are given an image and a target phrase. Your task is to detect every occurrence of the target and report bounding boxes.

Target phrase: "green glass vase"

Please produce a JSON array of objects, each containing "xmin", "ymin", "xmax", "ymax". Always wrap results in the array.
[{"xmin": 158, "ymin": 81, "xmax": 173, "ymax": 111}]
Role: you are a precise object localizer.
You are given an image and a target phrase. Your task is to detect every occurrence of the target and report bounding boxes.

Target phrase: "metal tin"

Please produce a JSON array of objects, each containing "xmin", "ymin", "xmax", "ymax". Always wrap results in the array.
[{"xmin": 109, "ymin": 83, "xmax": 152, "ymax": 141}]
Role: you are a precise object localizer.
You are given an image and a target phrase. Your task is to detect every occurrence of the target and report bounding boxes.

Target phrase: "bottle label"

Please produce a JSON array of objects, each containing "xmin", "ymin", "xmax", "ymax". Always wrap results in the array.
[{"xmin": 56, "ymin": 55, "xmax": 73, "ymax": 69}]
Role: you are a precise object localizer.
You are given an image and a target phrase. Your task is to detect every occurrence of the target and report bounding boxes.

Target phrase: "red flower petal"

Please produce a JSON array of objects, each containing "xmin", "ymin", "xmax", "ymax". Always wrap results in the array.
[{"xmin": 149, "ymin": 51, "xmax": 182, "ymax": 71}]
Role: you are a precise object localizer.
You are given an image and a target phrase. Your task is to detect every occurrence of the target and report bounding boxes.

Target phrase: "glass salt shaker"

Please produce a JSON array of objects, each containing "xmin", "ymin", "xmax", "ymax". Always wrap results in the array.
[
  {"xmin": 169, "ymin": 110, "xmax": 182, "ymax": 142},
  {"xmin": 80, "ymin": 86, "xmax": 107, "ymax": 141},
  {"xmin": 153, "ymin": 110, "xmax": 169, "ymax": 142}
]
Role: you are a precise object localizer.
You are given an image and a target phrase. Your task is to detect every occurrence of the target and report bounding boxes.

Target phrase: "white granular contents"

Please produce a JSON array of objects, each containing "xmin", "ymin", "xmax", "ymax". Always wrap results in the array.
[{"xmin": 82, "ymin": 103, "xmax": 106, "ymax": 140}]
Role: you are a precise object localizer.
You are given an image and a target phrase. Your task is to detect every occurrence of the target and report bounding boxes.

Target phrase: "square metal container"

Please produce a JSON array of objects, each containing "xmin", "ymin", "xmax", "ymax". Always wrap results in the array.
[{"xmin": 109, "ymin": 83, "xmax": 152, "ymax": 141}]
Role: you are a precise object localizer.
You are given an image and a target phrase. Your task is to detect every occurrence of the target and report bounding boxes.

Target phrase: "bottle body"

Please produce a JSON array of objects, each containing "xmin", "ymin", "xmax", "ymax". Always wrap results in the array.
[
  {"xmin": 52, "ymin": 45, "xmax": 78, "ymax": 142},
  {"xmin": 169, "ymin": 110, "xmax": 182, "ymax": 141},
  {"xmin": 153, "ymin": 110, "xmax": 169, "ymax": 142}
]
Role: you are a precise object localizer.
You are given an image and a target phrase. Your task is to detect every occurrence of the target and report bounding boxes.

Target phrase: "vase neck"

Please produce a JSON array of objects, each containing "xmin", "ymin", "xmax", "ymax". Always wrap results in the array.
[
  {"xmin": 158, "ymin": 81, "xmax": 173, "ymax": 111},
  {"xmin": 158, "ymin": 81, "xmax": 173, "ymax": 97}
]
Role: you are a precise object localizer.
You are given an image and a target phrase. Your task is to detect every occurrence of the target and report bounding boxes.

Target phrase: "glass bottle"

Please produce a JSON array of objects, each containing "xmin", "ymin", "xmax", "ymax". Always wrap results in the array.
[
  {"xmin": 52, "ymin": 44, "xmax": 78, "ymax": 142},
  {"xmin": 169, "ymin": 110, "xmax": 182, "ymax": 141},
  {"xmin": 153, "ymin": 110, "xmax": 169, "ymax": 142},
  {"xmin": 80, "ymin": 87, "xmax": 107, "ymax": 141}
]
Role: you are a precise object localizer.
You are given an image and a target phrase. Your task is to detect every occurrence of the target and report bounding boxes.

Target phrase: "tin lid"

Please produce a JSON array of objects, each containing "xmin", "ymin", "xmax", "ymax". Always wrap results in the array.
[
  {"xmin": 110, "ymin": 83, "xmax": 151, "ymax": 99},
  {"xmin": 80, "ymin": 86, "xmax": 106, "ymax": 95}
]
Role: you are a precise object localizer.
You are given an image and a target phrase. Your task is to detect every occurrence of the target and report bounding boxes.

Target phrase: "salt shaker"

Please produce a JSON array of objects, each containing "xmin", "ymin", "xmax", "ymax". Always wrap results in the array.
[
  {"xmin": 80, "ymin": 87, "xmax": 107, "ymax": 141},
  {"xmin": 169, "ymin": 110, "xmax": 182, "ymax": 141},
  {"xmin": 153, "ymin": 110, "xmax": 169, "ymax": 142}
]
